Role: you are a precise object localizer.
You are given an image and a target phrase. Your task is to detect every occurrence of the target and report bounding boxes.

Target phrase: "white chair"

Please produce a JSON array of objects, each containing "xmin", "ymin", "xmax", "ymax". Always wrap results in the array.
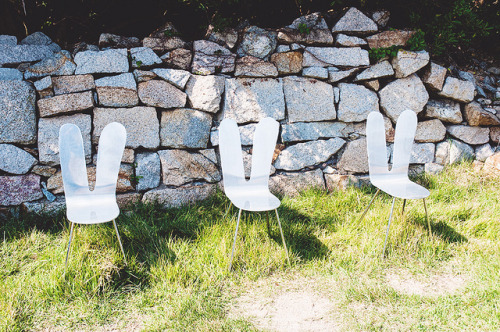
[
  {"xmin": 219, "ymin": 117, "xmax": 290, "ymax": 270},
  {"xmin": 360, "ymin": 110, "xmax": 431, "ymax": 256},
  {"xmin": 59, "ymin": 122, "xmax": 127, "ymax": 269}
]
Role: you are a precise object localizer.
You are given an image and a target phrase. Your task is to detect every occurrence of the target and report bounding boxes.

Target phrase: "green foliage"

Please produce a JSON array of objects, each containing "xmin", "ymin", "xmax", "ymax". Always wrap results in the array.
[
  {"xmin": 369, "ymin": 29, "xmax": 427, "ymax": 61},
  {"xmin": 406, "ymin": 29, "xmax": 426, "ymax": 51},
  {"xmin": 298, "ymin": 22, "xmax": 311, "ymax": 34}
]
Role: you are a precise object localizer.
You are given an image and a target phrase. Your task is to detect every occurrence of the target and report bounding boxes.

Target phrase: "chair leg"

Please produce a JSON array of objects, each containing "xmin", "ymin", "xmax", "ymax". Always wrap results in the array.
[
  {"xmin": 275, "ymin": 209, "xmax": 291, "ymax": 266},
  {"xmin": 228, "ymin": 209, "xmax": 242, "ymax": 271},
  {"xmin": 423, "ymin": 198, "xmax": 431, "ymax": 236},
  {"xmin": 65, "ymin": 222, "xmax": 75, "ymax": 271},
  {"xmin": 357, "ymin": 188, "xmax": 381, "ymax": 223},
  {"xmin": 401, "ymin": 199, "xmax": 406, "ymax": 217},
  {"xmin": 223, "ymin": 202, "xmax": 233, "ymax": 219},
  {"xmin": 266, "ymin": 211, "xmax": 271, "ymax": 235},
  {"xmin": 382, "ymin": 197, "xmax": 397, "ymax": 258},
  {"xmin": 112, "ymin": 219, "xmax": 127, "ymax": 265}
]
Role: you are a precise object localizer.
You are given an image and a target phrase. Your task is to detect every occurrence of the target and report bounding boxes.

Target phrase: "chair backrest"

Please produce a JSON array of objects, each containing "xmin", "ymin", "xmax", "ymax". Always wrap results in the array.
[
  {"xmin": 219, "ymin": 118, "xmax": 246, "ymax": 190},
  {"xmin": 219, "ymin": 117, "xmax": 279, "ymax": 190},
  {"xmin": 391, "ymin": 110, "xmax": 417, "ymax": 176},
  {"xmin": 95, "ymin": 122, "xmax": 127, "ymax": 194},
  {"xmin": 59, "ymin": 123, "xmax": 91, "ymax": 197},
  {"xmin": 366, "ymin": 112, "xmax": 389, "ymax": 176}
]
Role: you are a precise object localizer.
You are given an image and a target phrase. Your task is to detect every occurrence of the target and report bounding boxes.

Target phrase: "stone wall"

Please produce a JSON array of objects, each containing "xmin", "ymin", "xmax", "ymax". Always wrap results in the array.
[{"xmin": 1, "ymin": 7, "xmax": 499, "ymax": 215}]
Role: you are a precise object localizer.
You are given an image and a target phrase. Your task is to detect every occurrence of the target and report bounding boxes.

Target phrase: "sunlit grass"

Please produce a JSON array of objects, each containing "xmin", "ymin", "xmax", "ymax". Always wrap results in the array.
[{"xmin": 1, "ymin": 162, "xmax": 499, "ymax": 331}]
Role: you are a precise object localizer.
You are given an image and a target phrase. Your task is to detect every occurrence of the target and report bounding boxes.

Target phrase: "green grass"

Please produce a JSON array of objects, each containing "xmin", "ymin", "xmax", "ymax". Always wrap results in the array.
[{"xmin": 1, "ymin": 162, "xmax": 499, "ymax": 331}]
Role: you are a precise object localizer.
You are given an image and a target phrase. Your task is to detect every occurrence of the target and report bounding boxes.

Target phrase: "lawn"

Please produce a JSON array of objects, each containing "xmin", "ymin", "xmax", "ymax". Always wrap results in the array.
[{"xmin": 1, "ymin": 162, "xmax": 499, "ymax": 331}]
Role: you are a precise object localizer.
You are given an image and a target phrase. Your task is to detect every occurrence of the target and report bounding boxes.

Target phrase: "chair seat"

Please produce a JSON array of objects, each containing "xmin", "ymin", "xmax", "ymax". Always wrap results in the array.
[
  {"xmin": 372, "ymin": 177, "xmax": 430, "ymax": 199},
  {"xmin": 226, "ymin": 188, "xmax": 280, "ymax": 212},
  {"xmin": 66, "ymin": 193, "xmax": 119, "ymax": 224}
]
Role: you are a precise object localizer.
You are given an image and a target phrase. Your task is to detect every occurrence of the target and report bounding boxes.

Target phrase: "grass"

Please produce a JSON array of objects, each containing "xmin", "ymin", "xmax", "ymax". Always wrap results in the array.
[{"xmin": 1, "ymin": 161, "xmax": 499, "ymax": 331}]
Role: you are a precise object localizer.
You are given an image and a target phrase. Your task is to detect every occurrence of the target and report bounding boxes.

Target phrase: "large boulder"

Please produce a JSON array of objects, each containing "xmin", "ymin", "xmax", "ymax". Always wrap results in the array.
[
  {"xmin": 410, "ymin": 143, "xmax": 435, "ymax": 164},
  {"xmin": 0, "ymin": 144, "xmax": 37, "ymax": 174},
  {"xmin": 135, "ymin": 152, "xmax": 161, "ymax": 192},
  {"xmin": 95, "ymin": 73, "xmax": 138, "ymax": 107},
  {"xmin": 192, "ymin": 40, "xmax": 236, "ymax": 75},
  {"xmin": 435, "ymin": 139, "xmax": 474, "ymax": 165},
  {"xmin": 142, "ymin": 183, "xmax": 216, "ymax": 208},
  {"xmin": 0, "ymin": 175, "xmax": 43, "ymax": 206},
  {"xmin": 270, "ymin": 51, "xmax": 303, "ymax": 75},
  {"xmin": 138, "ymin": 80, "xmax": 186, "ymax": 109},
  {"xmin": 337, "ymin": 83, "xmax": 379, "ymax": 122},
  {"xmin": 0, "ymin": 44, "xmax": 54, "ymax": 66},
  {"xmin": 52, "ymin": 74, "xmax": 95, "ymax": 95},
  {"xmin": 337, "ymin": 138, "xmax": 368, "ymax": 173},
  {"xmin": 379, "ymin": 74, "xmax": 429, "ymax": 122},
  {"xmin": 269, "ymin": 169, "xmax": 325, "ymax": 197},
  {"xmin": 274, "ymin": 138, "xmax": 345, "ymax": 171},
  {"xmin": 391, "ymin": 50, "xmax": 429, "ymax": 78},
  {"xmin": 424, "ymin": 99, "xmax": 463, "ymax": 124},
  {"xmin": 151, "ymin": 68, "xmax": 191, "ymax": 89},
  {"xmin": 158, "ymin": 149, "xmax": 220, "ymax": 186},
  {"xmin": 37, "ymin": 90, "xmax": 94, "ymax": 117},
  {"xmin": 24, "ymin": 51, "xmax": 76, "ymax": 79},
  {"xmin": 185, "ymin": 75, "xmax": 225, "ymax": 113},
  {"xmin": 277, "ymin": 12, "xmax": 334, "ymax": 45},
  {"xmin": 354, "ymin": 60, "xmax": 394, "ymax": 81},
  {"xmin": 331, "ymin": 7, "xmax": 378, "ymax": 35},
  {"xmin": 234, "ymin": 56, "xmax": 279, "ymax": 78},
  {"xmin": 160, "ymin": 109, "xmax": 212, "ymax": 148},
  {"xmin": 422, "ymin": 62, "xmax": 447, "ymax": 91},
  {"xmin": 223, "ymin": 78, "xmax": 285, "ymax": 123},
  {"xmin": 438, "ymin": 77, "xmax": 475, "ymax": 103},
  {"xmin": 237, "ymin": 26, "xmax": 277, "ymax": 60},
  {"xmin": 366, "ymin": 30, "xmax": 416, "ymax": 49},
  {"xmin": 283, "ymin": 76, "xmax": 336, "ymax": 122},
  {"xmin": 415, "ymin": 119, "xmax": 446, "ymax": 142},
  {"xmin": 446, "ymin": 125, "xmax": 490, "ymax": 145},
  {"xmin": 74, "ymin": 49, "xmax": 129, "ymax": 74},
  {"xmin": 0, "ymin": 68, "xmax": 23, "ymax": 81},
  {"xmin": 303, "ymin": 47, "xmax": 370, "ymax": 67},
  {"xmin": 0, "ymin": 80, "xmax": 36, "ymax": 144},
  {"xmin": 464, "ymin": 102, "xmax": 500, "ymax": 126},
  {"xmin": 130, "ymin": 47, "xmax": 162, "ymax": 68}
]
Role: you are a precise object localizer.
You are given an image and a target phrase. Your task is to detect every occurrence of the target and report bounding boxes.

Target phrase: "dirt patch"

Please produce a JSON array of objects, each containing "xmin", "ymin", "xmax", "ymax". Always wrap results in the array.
[
  {"xmin": 386, "ymin": 269, "xmax": 466, "ymax": 297},
  {"xmin": 229, "ymin": 274, "xmax": 339, "ymax": 332}
]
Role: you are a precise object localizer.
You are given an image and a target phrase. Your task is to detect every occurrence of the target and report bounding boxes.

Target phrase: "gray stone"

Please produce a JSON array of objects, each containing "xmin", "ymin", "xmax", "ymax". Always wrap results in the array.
[
  {"xmin": 38, "ymin": 114, "xmax": 91, "ymax": 165},
  {"xmin": 422, "ymin": 62, "xmax": 447, "ymax": 91},
  {"xmin": 142, "ymin": 36, "xmax": 187, "ymax": 52},
  {"xmin": 95, "ymin": 73, "xmax": 138, "ymax": 107},
  {"xmin": 287, "ymin": 12, "xmax": 329, "ymax": 29},
  {"xmin": 0, "ymin": 174, "xmax": 43, "ymax": 206},
  {"xmin": 206, "ymin": 26, "xmax": 239, "ymax": 49},
  {"xmin": 446, "ymin": 125, "xmax": 490, "ymax": 145},
  {"xmin": 332, "ymin": 7, "xmax": 378, "ymax": 35},
  {"xmin": 302, "ymin": 66, "xmax": 328, "ymax": 79},
  {"xmin": 52, "ymin": 74, "xmax": 95, "ymax": 95},
  {"xmin": 435, "ymin": 139, "xmax": 474, "ymax": 165},
  {"xmin": 464, "ymin": 102, "xmax": 500, "ymax": 126},
  {"xmin": 327, "ymin": 67, "xmax": 358, "ymax": 82},
  {"xmin": 116, "ymin": 193, "xmax": 142, "ymax": 209},
  {"xmin": 379, "ymin": 74, "xmax": 429, "ymax": 122},
  {"xmin": 365, "ymin": 30, "xmax": 416, "ymax": 49},
  {"xmin": 138, "ymin": 80, "xmax": 186, "ymax": 109},
  {"xmin": 130, "ymin": 47, "xmax": 162, "ymax": 68},
  {"xmin": 161, "ymin": 48, "xmax": 192, "ymax": 70},
  {"xmin": 152, "ymin": 68, "xmax": 191, "ymax": 89},
  {"xmin": 283, "ymin": 76, "xmax": 335, "ymax": 122},
  {"xmin": 192, "ymin": 40, "xmax": 236, "ymax": 75},
  {"xmin": 363, "ymin": 79, "xmax": 380, "ymax": 91},
  {"xmin": 425, "ymin": 163, "xmax": 444, "ymax": 175},
  {"xmin": 158, "ymin": 149, "xmax": 220, "ymax": 186},
  {"xmin": 338, "ymin": 83, "xmax": 379, "ymax": 122},
  {"xmin": 335, "ymin": 34, "xmax": 367, "ymax": 47},
  {"xmin": 337, "ymin": 138, "xmax": 368, "ymax": 173},
  {"xmin": 142, "ymin": 183, "xmax": 216, "ymax": 208},
  {"xmin": 240, "ymin": 150, "xmax": 276, "ymax": 178},
  {"xmin": 275, "ymin": 138, "xmax": 345, "ymax": 171},
  {"xmin": 0, "ymin": 68, "xmax": 22, "ymax": 80},
  {"xmin": 277, "ymin": 28, "xmax": 334, "ymax": 46},
  {"xmin": 20, "ymin": 32, "xmax": 52, "ymax": 46},
  {"xmin": 354, "ymin": 60, "xmax": 394, "ymax": 81},
  {"xmin": 135, "ymin": 152, "xmax": 161, "ymax": 191},
  {"xmin": 22, "ymin": 196, "xmax": 66, "ymax": 215},
  {"xmin": 0, "ymin": 45, "xmax": 54, "ymax": 66},
  {"xmin": 281, "ymin": 122, "xmax": 354, "ymax": 142},
  {"xmin": 392, "ymin": 50, "xmax": 429, "ymax": 78},
  {"xmin": 0, "ymin": 80, "xmax": 36, "ymax": 144},
  {"xmin": 325, "ymin": 173, "xmax": 371, "ymax": 191},
  {"xmin": 133, "ymin": 69, "xmax": 157, "ymax": 83},
  {"xmin": 491, "ymin": 127, "xmax": 500, "ymax": 144},
  {"xmin": 333, "ymin": 87, "xmax": 340, "ymax": 103},
  {"xmin": 270, "ymin": 51, "xmax": 303, "ymax": 75},
  {"xmin": 210, "ymin": 123, "xmax": 256, "ymax": 146},
  {"xmin": 24, "ymin": 51, "xmax": 76, "ymax": 79},
  {"xmin": 93, "ymin": 107, "xmax": 159, "ymax": 149},
  {"xmin": 410, "ymin": 143, "xmax": 435, "ymax": 164},
  {"xmin": 424, "ymin": 99, "xmax": 462, "ymax": 124},
  {"xmin": 269, "ymin": 169, "xmax": 325, "ymax": 197},
  {"xmin": 475, "ymin": 143, "xmax": 494, "ymax": 162},
  {"xmin": 0, "ymin": 35, "xmax": 17, "ymax": 46},
  {"xmin": 223, "ymin": 78, "xmax": 285, "ymax": 123},
  {"xmin": 31, "ymin": 165, "xmax": 57, "ymax": 177},
  {"xmin": 37, "ymin": 90, "xmax": 94, "ymax": 117},
  {"xmin": 415, "ymin": 119, "xmax": 446, "ymax": 143},
  {"xmin": 276, "ymin": 45, "xmax": 291, "ymax": 53},
  {"xmin": 0, "ymin": 144, "xmax": 37, "ymax": 174},
  {"xmin": 372, "ymin": 10, "xmax": 390, "ymax": 27},
  {"xmin": 74, "ymin": 49, "xmax": 129, "ymax": 74},
  {"xmin": 438, "ymin": 77, "xmax": 475, "ymax": 103},
  {"xmin": 237, "ymin": 26, "xmax": 277, "ymax": 60},
  {"xmin": 234, "ymin": 56, "xmax": 278, "ymax": 77},
  {"xmin": 98, "ymin": 33, "xmax": 141, "ymax": 48},
  {"xmin": 185, "ymin": 75, "xmax": 225, "ymax": 114},
  {"xmin": 303, "ymin": 47, "xmax": 370, "ymax": 67},
  {"xmin": 34, "ymin": 76, "xmax": 53, "ymax": 98},
  {"xmin": 160, "ymin": 109, "xmax": 212, "ymax": 148}
]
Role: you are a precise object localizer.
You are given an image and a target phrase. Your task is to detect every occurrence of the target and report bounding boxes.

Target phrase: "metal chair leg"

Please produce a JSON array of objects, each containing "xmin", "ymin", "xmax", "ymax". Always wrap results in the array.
[
  {"xmin": 266, "ymin": 211, "xmax": 271, "ymax": 235},
  {"xmin": 275, "ymin": 209, "xmax": 291, "ymax": 265},
  {"xmin": 401, "ymin": 199, "xmax": 406, "ymax": 217},
  {"xmin": 112, "ymin": 219, "xmax": 127, "ymax": 265},
  {"xmin": 228, "ymin": 209, "xmax": 242, "ymax": 271},
  {"xmin": 357, "ymin": 188, "xmax": 381, "ymax": 223},
  {"xmin": 65, "ymin": 222, "xmax": 75, "ymax": 271},
  {"xmin": 423, "ymin": 198, "xmax": 431, "ymax": 236},
  {"xmin": 382, "ymin": 197, "xmax": 397, "ymax": 258}
]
